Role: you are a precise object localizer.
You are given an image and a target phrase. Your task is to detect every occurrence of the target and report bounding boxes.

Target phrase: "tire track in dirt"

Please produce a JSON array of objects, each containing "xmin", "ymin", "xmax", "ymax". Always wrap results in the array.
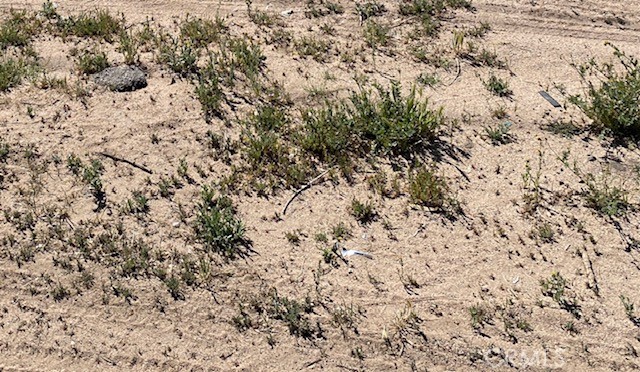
[{"xmin": 470, "ymin": 0, "xmax": 640, "ymax": 43}]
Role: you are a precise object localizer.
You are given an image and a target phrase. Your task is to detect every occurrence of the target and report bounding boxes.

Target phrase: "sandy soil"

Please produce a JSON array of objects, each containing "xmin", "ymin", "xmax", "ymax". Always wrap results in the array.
[{"xmin": 1, "ymin": 0, "xmax": 640, "ymax": 371}]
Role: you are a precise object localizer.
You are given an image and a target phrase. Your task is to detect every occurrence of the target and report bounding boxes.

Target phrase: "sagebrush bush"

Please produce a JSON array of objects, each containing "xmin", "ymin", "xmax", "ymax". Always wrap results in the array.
[{"xmin": 569, "ymin": 43, "xmax": 640, "ymax": 138}]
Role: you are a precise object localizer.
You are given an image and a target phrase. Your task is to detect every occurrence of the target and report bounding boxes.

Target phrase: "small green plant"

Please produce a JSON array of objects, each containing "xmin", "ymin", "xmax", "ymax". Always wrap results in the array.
[
  {"xmin": 416, "ymin": 72, "xmax": 439, "ymax": 87},
  {"xmin": 363, "ymin": 20, "xmax": 390, "ymax": 49},
  {"xmin": 0, "ymin": 10, "xmax": 39, "ymax": 49},
  {"xmin": 180, "ymin": 16, "xmax": 226, "ymax": 47},
  {"xmin": 356, "ymin": 1, "xmax": 387, "ymax": 22},
  {"xmin": 0, "ymin": 58, "xmax": 31, "ymax": 91},
  {"xmin": 583, "ymin": 172, "xmax": 629, "ymax": 217},
  {"xmin": 332, "ymin": 222, "xmax": 352, "ymax": 241},
  {"xmin": 484, "ymin": 73, "xmax": 512, "ymax": 97},
  {"xmin": 294, "ymin": 36, "xmax": 330, "ymax": 62},
  {"xmin": 155, "ymin": 32, "xmax": 198, "ymax": 76},
  {"xmin": 118, "ymin": 30, "xmax": 139, "ymax": 65},
  {"xmin": 484, "ymin": 121, "xmax": 512, "ymax": 145},
  {"xmin": 532, "ymin": 222, "xmax": 555, "ymax": 243},
  {"xmin": 540, "ymin": 272, "xmax": 581, "ymax": 319},
  {"xmin": 196, "ymin": 58, "xmax": 224, "ymax": 121},
  {"xmin": 123, "ymin": 190, "xmax": 149, "ymax": 215},
  {"xmin": 408, "ymin": 165, "xmax": 457, "ymax": 213},
  {"xmin": 469, "ymin": 304, "xmax": 493, "ymax": 330},
  {"xmin": 285, "ymin": 230, "xmax": 301, "ymax": 245},
  {"xmin": 58, "ymin": 9, "xmax": 123, "ymax": 42},
  {"xmin": 350, "ymin": 198, "xmax": 376, "ymax": 224},
  {"xmin": 76, "ymin": 49, "xmax": 109, "ymax": 74},
  {"xmin": 567, "ymin": 44, "xmax": 640, "ymax": 138},
  {"xmin": 194, "ymin": 186, "xmax": 249, "ymax": 258}
]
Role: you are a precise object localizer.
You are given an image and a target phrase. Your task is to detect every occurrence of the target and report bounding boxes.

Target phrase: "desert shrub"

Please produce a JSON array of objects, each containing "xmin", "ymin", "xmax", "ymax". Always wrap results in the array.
[
  {"xmin": 0, "ymin": 10, "xmax": 40, "ymax": 49},
  {"xmin": 0, "ymin": 58, "xmax": 30, "ymax": 91},
  {"xmin": 58, "ymin": 9, "xmax": 122, "ymax": 41},
  {"xmin": 76, "ymin": 49, "xmax": 109, "ymax": 74},
  {"xmin": 568, "ymin": 44, "xmax": 640, "ymax": 138},
  {"xmin": 194, "ymin": 186, "xmax": 249, "ymax": 258},
  {"xmin": 299, "ymin": 83, "xmax": 445, "ymax": 166},
  {"xmin": 179, "ymin": 16, "xmax": 226, "ymax": 47}
]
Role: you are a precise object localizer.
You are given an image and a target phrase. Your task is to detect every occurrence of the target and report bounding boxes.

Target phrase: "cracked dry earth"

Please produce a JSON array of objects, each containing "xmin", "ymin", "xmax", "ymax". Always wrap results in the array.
[{"xmin": 1, "ymin": 0, "xmax": 640, "ymax": 371}]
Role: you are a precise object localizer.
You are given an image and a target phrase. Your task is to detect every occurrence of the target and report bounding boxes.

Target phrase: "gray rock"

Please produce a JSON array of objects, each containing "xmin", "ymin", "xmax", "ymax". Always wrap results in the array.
[{"xmin": 92, "ymin": 65, "xmax": 147, "ymax": 92}]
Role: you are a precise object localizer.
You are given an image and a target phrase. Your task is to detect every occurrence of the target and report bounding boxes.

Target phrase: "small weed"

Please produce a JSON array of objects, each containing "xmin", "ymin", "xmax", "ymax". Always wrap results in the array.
[
  {"xmin": 295, "ymin": 36, "xmax": 330, "ymax": 62},
  {"xmin": 356, "ymin": 1, "xmax": 387, "ymax": 22},
  {"xmin": 540, "ymin": 272, "xmax": 581, "ymax": 319},
  {"xmin": 122, "ymin": 190, "xmax": 149, "ymax": 215},
  {"xmin": 332, "ymin": 222, "xmax": 352, "ymax": 241},
  {"xmin": 0, "ymin": 58, "xmax": 32, "ymax": 91},
  {"xmin": 285, "ymin": 230, "xmax": 301, "ymax": 245},
  {"xmin": 350, "ymin": 198, "xmax": 376, "ymax": 224},
  {"xmin": 484, "ymin": 73, "xmax": 512, "ymax": 97},
  {"xmin": 76, "ymin": 49, "xmax": 109, "ymax": 74},
  {"xmin": 621, "ymin": 295, "xmax": 640, "ymax": 326},
  {"xmin": 408, "ymin": 165, "xmax": 457, "ymax": 213},
  {"xmin": 567, "ymin": 44, "xmax": 640, "ymax": 138},
  {"xmin": 483, "ymin": 121, "xmax": 512, "ymax": 145},
  {"xmin": 469, "ymin": 304, "xmax": 493, "ymax": 330},
  {"xmin": 194, "ymin": 186, "xmax": 249, "ymax": 259},
  {"xmin": 363, "ymin": 20, "xmax": 390, "ymax": 49},
  {"xmin": 416, "ymin": 72, "xmax": 439, "ymax": 87},
  {"xmin": 532, "ymin": 222, "xmax": 555, "ymax": 243},
  {"xmin": 180, "ymin": 16, "xmax": 226, "ymax": 47},
  {"xmin": 58, "ymin": 9, "xmax": 123, "ymax": 42},
  {"xmin": 118, "ymin": 30, "xmax": 139, "ymax": 65}
]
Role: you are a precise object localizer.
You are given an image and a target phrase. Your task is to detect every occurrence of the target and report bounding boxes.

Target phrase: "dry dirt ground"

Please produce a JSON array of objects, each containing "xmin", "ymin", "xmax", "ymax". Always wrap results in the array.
[{"xmin": 1, "ymin": 0, "xmax": 640, "ymax": 371}]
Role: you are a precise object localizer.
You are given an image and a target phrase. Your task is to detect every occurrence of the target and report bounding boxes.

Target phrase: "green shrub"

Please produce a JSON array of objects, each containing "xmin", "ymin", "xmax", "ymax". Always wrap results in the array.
[
  {"xmin": 568, "ymin": 44, "xmax": 640, "ymax": 138},
  {"xmin": 76, "ymin": 49, "xmax": 109, "ymax": 74},
  {"xmin": 0, "ymin": 58, "xmax": 29, "ymax": 91},
  {"xmin": 194, "ymin": 186, "xmax": 249, "ymax": 258},
  {"xmin": 58, "ymin": 9, "xmax": 122, "ymax": 42},
  {"xmin": 0, "ymin": 10, "xmax": 40, "ymax": 49},
  {"xmin": 299, "ymin": 83, "xmax": 445, "ymax": 166}
]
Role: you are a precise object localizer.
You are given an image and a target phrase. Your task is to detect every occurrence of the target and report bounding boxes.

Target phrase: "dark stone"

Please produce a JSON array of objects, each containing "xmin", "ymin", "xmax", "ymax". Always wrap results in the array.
[{"xmin": 92, "ymin": 65, "xmax": 147, "ymax": 92}]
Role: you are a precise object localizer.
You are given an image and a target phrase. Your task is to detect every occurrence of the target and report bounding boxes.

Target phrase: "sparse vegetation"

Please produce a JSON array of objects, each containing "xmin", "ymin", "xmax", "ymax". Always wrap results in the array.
[
  {"xmin": 194, "ymin": 186, "xmax": 249, "ymax": 258},
  {"xmin": 568, "ymin": 44, "xmax": 640, "ymax": 138},
  {"xmin": 484, "ymin": 73, "xmax": 512, "ymax": 97}
]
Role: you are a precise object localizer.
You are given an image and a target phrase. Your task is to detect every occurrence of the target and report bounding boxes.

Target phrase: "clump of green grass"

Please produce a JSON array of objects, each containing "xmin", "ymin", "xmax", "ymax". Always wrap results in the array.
[
  {"xmin": 583, "ymin": 172, "xmax": 629, "ymax": 217},
  {"xmin": 299, "ymin": 83, "xmax": 445, "ymax": 167},
  {"xmin": 399, "ymin": 0, "xmax": 472, "ymax": 37},
  {"xmin": 483, "ymin": 121, "xmax": 512, "ymax": 145},
  {"xmin": 305, "ymin": 0, "xmax": 345, "ymax": 18},
  {"xmin": 408, "ymin": 165, "xmax": 458, "ymax": 214},
  {"xmin": 356, "ymin": 1, "xmax": 387, "ymax": 22},
  {"xmin": 416, "ymin": 72, "xmax": 439, "ymax": 87},
  {"xmin": 484, "ymin": 73, "xmax": 512, "ymax": 97},
  {"xmin": 332, "ymin": 222, "xmax": 352, "ymax": 241},
  {"xmin": 179, "ymin": 15, "xmax": 226, "ymax": 47},
  {"xmin": 122, "ymin": 190, "xmax": 149, "ymax": 215},
  {"xmin": 67, "ymin": 154, "xmax": 106, "ymax": 209},
  {"xmin": 568, "ymin": 43, "xmax": 640, "ymax": 138},
  {"xmin": 0, "ymin": 58, "xmax": 31, "ymax": 91},
  {"xmin": 76, "ymin": 48, "xmax": 109, "ymax": 74},
  {"xmin": 194, "ymin": 186, "xmax": 249, "ymax": 259},
  {"xmin": 469, "ymin": 304, "xmax": 493, "ymax": 330},
  {"xmin": 531, "ymin": 222, "xmax": 555, "ymax": 243},
  {"xmin": 118, "ymin": 30, "xmax": 139, "ymax": 65},
  {"xmin": 540, "ymin": 272, "xmax": 581, "ymax": 319},
  {"xmin": 155, "ymin": 34, "xmax": 198, "ymax": 76},
  {"xmin": 195, "ymin": 57, "xmax": 224, "ymax": 121},
  {"xmin": 0, "ymin": 10, "xmax": 40, "ymax": 49},
  {"xmin": 363, "ymin": 20, "xmax": 390, "ymax": 49},
  {"xmin": 58, "ymin": 9, "xmax": 123, "ymax": 42},
  {"xmin": 350, "ymin": 198, "xmax": 376, "ymax": 224},
  {"xmin": 294, "ymin": 36, "xmax": 330, "ymax": 62}
]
